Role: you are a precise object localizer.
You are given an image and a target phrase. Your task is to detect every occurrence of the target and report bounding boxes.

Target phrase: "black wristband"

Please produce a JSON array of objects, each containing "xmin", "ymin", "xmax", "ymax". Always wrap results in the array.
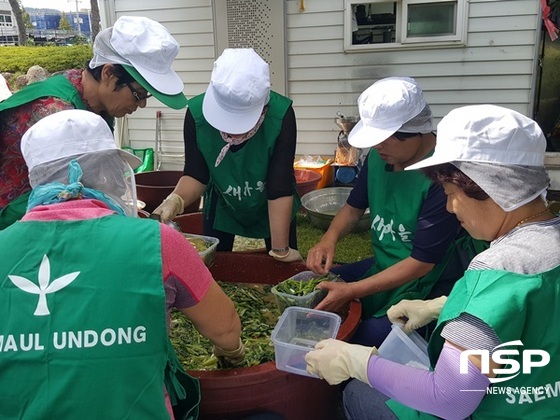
[{"xmin": 272, "ymin": 247, "xmax": 289, "ymax": 253}]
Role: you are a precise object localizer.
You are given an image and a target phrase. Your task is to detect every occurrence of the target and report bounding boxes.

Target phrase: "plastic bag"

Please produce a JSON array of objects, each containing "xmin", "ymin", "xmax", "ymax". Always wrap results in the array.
[{"xmin": 122, "ymin": 147, "xmax": 154, "ymax": 173}]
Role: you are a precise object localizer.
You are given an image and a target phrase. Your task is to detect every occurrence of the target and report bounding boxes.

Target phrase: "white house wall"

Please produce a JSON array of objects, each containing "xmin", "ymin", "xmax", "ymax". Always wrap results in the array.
[
  {"xmin": 100, "ymin": 0, "xmax": 214, "ymax": 170},
  {"xmin": 101, "ymin": 0, "xmax": 541, "ymax": 166}
]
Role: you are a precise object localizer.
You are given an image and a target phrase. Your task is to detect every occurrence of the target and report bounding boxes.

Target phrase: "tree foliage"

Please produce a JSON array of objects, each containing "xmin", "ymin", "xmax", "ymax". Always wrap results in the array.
[
  {"xmin": 59, "ymin": 12, "xmax": 72, "ymax": 31},
  {"xmin": 21, "ymin": 6, "xmax": 32, "ymax": 29}
]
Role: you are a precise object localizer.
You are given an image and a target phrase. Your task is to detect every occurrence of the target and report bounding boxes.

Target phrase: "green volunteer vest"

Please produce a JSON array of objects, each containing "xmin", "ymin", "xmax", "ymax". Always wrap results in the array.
[
  {"xmin": 388, "ymin": 267, "xmax": 560, "ymax": 419},
  {"xmin": 0, "ymin": 216, "xmax": 199, "ymax": 419},
  {"xmin": 0, "ymin": 74, "xmax": 87, "ymax": 113},
  {"xmin": 361, "ymin": 152, "xmax": 459, "ymax": 318},
  {"xmin": 0, "ymin": 75, "xmax": 114, "ymax": 230},
  {"xmin": 0, "ymin": 191, "xmax": 30, "ymax": 231},
  {"xmin": 189, "ymin": 92, "xmax": 300, "ymax": 237}
]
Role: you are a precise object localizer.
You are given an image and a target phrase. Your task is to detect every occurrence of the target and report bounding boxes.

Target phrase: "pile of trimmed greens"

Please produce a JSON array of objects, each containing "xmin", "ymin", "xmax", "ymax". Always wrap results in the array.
[
  {"xmin": 170, "ymin": 282, "xmax": 280, "ymax": 370},
  {"xmin": 170, "ymin": 212, "xmax": 371, "ymax": 371}
]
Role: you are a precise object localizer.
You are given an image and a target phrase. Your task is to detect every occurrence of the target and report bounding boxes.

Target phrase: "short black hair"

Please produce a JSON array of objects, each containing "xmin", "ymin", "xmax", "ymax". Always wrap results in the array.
[
  {"xmin": 422, "ymin": 163, "xmax": 490, "ymax": 201},
  {"xmin": 85, "ymin": 61, "xmax": 135, "ymax": 90}
]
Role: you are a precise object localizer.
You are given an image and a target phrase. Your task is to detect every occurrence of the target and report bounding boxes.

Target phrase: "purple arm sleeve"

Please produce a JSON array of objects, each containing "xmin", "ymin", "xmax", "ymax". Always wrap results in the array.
[{"xmin": 367, "ymin": 343, "xmax": 491, "ymax": 420}]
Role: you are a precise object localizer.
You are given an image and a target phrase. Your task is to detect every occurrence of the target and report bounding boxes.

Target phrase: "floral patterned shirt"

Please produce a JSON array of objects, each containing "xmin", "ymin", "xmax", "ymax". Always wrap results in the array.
[{"xmin": 0, "ymin": 69, "xmax": 87, "ymax": 208}]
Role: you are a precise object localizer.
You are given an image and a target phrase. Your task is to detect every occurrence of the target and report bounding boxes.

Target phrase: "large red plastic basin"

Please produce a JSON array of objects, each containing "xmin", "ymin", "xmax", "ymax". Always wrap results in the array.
[
  {"xmin": 295, "ymin": 169, "xmax": 322, "ymax": 198},
  {"xmin": 188, "ymin": 252, "xmax": 361, "ymax": 419},
  {"xmin": 173, "ymin": 212, "xmax": 204, "ymax": 235},
  {"xmin": 135, "ymin": 170, "xmax": 201, "ymax": 214}
]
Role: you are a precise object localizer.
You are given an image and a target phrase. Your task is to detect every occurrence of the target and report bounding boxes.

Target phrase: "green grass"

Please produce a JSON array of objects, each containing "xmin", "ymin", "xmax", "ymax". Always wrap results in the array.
[
  {"xmin": 295, "ymin": 212, "xmax": 373, "ymax": 264},
  {"xmin": 233, "ymin": 212, "xmax": 373, "ymax": 263}
]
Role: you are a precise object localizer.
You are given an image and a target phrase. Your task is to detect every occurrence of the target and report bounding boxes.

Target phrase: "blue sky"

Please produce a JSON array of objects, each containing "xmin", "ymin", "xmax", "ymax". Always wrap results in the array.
[{"xmin": 21, "ymin": 0, "xmax": 89, "ymax": 12}]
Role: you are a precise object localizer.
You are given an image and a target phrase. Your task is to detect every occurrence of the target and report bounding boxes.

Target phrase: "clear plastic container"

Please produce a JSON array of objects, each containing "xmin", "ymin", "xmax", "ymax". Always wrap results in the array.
[
  {"xmin": 271, "ymin": 271, "xmax": 340, "ymax": 312},
  {"xmin": 271, "ymin": 307, "xmax": 341, "ymax": 378},
  {"xmin": 377, "ymin": 323, "xmax": 430, "ymax": 370},
  {"xmin": 183, "ymin": 233, "xmax": 220, "ymax": 267}
]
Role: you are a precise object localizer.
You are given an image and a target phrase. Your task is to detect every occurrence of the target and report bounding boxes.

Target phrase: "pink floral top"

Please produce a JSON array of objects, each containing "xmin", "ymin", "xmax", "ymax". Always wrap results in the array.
[{"xmin": 0, "ymin": 69, "xmax": 87, "ymax": 208}]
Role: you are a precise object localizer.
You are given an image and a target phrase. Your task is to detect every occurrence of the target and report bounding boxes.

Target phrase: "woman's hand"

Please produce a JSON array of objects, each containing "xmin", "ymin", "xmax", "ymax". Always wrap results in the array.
[
  {"xmin": 313, "ymin": 280, "xmax": 355, "ymax": 312},
  {"xmin": 387, "ymin": 296, "xmax": 447, "ymax": 334},
  {"xmin": 306, "ymin": 241, "xmax": 336, "ymax": 274}
]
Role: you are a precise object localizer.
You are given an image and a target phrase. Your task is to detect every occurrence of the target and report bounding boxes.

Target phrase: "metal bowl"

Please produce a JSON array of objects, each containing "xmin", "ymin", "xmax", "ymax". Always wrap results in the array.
[{"xmin": 301, "ymin": 187, "xmax": 370, "ymax": 232}]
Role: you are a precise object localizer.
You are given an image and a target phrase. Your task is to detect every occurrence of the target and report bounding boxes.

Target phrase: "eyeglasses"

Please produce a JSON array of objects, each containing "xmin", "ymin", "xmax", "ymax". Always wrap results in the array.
[
  {"xmin": 393, "ymin": 132, "xmax": 422, "ymax": 141},
  {"xmin": 125, "ymin": 83, "xmax": 152, "ymax": 102}
]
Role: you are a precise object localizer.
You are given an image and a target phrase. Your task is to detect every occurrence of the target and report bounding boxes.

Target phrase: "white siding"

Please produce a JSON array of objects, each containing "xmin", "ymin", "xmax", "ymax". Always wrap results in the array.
[
  {"xmin": 101, "ymin": 0, "xmax": 214, "ymax": 170},
  {"xmin": 286, "ymin": 0, "xmax": 541, "ymax": 156},
  {"xmin": 102, "ymin": 0, "xmax": 541, "ymax": 163}
]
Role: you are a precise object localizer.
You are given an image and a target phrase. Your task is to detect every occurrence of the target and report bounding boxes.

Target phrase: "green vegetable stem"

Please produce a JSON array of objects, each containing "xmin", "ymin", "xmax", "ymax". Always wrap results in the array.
[{"xmin": 274, "ymin": 273, "xmax": 331, "ymax": 296}]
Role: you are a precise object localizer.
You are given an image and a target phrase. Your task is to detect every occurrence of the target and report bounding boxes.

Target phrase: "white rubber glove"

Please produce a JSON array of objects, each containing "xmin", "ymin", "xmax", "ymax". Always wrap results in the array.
[
  {"xmin": 304, "ymin": 338, "xmax": 378, "ymax": 385},
  {"xmin": 212, "ymin": 338, "xmax": 246, "ymax": 369},
  {"xmin": 268, "ymin": 247, "xmax": 303, "ymax": 263},
  {"xmin": 387, "ymin": 296, "xmax": 447, "ymax": 334},
  {"xmin": 151, "ymin": 193, "xmax": 184, "ymax": 223}
]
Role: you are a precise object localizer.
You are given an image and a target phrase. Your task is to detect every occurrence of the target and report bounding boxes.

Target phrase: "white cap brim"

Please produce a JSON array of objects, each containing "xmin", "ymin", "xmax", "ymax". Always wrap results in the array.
[
  {"xmin": 405, "ymin": 152, "xmax": 458, "ymax": 170},
  {"xmin": 202, "ymin": 83, "xmax": 265, "ymax": 134},
  {"xmin": 130, "ymin": 63, "xmax": 184, "ymax": 95},
  {"xmin": 348, "ymin": 120, "xmax": 401, "ymax": 149}
]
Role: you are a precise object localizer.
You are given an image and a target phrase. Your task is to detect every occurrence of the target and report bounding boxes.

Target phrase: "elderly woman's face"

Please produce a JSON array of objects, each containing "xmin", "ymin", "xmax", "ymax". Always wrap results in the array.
[
  {"xmin": 442, "ymin": 182, "xmax": 503, "ymax": 241},
  {"xmin": 97, "ymin": 66, "xmax": 150, "ymax": 118}
]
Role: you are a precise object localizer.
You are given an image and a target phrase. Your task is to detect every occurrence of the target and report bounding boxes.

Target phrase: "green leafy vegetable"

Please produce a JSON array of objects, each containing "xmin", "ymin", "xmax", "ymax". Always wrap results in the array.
[
  {"xmin": 170, "ymin": 282, "xmax": 280, "ymax": 371},
  {"xmin": 273, "ymin": 273, "xmax": 330, "ymax": 296}
]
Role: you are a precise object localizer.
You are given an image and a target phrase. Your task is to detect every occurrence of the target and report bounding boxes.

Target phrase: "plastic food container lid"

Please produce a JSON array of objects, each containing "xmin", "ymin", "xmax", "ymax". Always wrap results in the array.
[
  {"xmin": 271, "ymin": 306, "xmax": 341, "ymax": 378},
  {"xmin": 377, "ymin": 323, "xmax": 430, "ymax": 370}
]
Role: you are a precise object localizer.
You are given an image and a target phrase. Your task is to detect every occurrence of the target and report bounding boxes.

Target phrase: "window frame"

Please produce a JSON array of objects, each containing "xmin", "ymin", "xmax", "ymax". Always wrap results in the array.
[{"xmin": 344, "ymin": 0, "xmax": 468, "ymax": 52}]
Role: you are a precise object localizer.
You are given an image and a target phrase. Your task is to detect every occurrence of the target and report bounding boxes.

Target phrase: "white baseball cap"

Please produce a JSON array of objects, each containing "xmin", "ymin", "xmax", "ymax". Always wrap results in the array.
[
  {"xmin": 21, "ymin": 109, "xmax": 142, "ymax": 173},
  {"xmin": 90, "ymin": 16, "xmax": 187, "ymax": 110},
  {"xmin": 349, "ymin": 77, "xmax": 433, "ymax": 148},
  {"xmin": 202, "ymin": 48, "xmax": 270, "ymax": 134},
  {"xmin": 406, "ymin": 104, "xmax": 547, "ymax": 170}
]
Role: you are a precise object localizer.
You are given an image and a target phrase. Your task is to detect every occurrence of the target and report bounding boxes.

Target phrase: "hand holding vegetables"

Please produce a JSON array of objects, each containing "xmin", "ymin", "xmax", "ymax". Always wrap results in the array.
[
  {"xmin": 306, "ymin": 239, "xmax": 337, "ymax": 274},
  {"xmin": 212, "ymin": 337, "xmax": 246, "ymax": 368},
  {"xmin": 273, "ymin": 272, "xmax": 330, "ymax": 296},
  {"xmin": 313, "ymin": 281, "xmax": 355, "ymax": 313}
]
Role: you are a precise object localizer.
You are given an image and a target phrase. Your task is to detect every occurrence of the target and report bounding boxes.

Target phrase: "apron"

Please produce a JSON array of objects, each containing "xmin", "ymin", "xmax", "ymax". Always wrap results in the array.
[
  {"xmin": 0, "ymin": 216, "xmax": 200, "ymax": 419},
  {"xmin": 0, "ymin": 191, "xmax": 30, "ymax": 231},
  {"xmin": 361, "ymin": 151, "xmax": 456, "ymax": 318},
  {"xmin": 387, "ymin": 267, "xmax": 560, "ymax": 419},
  {"xmin": 189, "ymin": 92, "xmax": 300, "ymax": 238}
]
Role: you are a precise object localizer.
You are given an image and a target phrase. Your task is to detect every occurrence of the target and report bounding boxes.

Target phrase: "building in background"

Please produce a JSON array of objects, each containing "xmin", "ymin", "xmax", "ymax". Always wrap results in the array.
[
  {"xmin": 0, "ymin": 2, "xmax": 91, "ymax": 46},
  {"xmin": 0, "ymin": 0, "xmax": 18, "ymax": 45},
  {"xmin": 28, "ymin": 7, "xmax": 91, "ymax": 44}
]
